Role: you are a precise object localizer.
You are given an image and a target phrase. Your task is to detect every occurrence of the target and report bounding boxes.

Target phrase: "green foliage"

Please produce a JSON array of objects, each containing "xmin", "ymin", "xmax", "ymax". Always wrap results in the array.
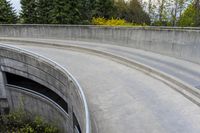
[
  {"xmin": 20, "ymin": 0, "xmax": 38, "ymax": 23},
  {"xmin": 19, "ymin": 0, "xmax": 150, "ymax": 25},
  {"xmin": 114, "ymin": 0, "xmax": 150, "ymax": 24},
  {"xmin": 49, "ymin": 0, "xmax": 70, "ymax": 24},
  {"xmin": 1, "ymin": 0, "xmax": 199, "ymax": 26},
  {"xmin": 0, "ymin": 0, "xmax": 18, "ymax": 24},
  {"xmin": 93, "ymin": 0, "xmax": 116, "ymax": 19},
  {"xmin": 77, "ymin": 0, "xmax": 94, "ymax": 24},
  {"xmin": 178, "ymin": 4, "xmax": 197, "ymax": 27},
  {"xmin": 0, "ymin": 110, "xmax": 59, "ymax": 133},
  {"xmin": 68, "ymin": 0, "xmax": 86, "ymax": 24},
  {"xmin": 114, "ymin": 0, "xmax": 127, "ymax": 19},
  {"xmin": 37, "ymin": 0, "xmax": 54, "ymax": 24},
  {"xmin": 92, "ymin": 17, "xmax": 146, "ymax": 26},
  {"xmin": 20, "ymin": 0, "xmax": 93, "ymax": 24},
  {"xmin": 127, "ymin": 0, "xmax": 150, "ymax": 24}
]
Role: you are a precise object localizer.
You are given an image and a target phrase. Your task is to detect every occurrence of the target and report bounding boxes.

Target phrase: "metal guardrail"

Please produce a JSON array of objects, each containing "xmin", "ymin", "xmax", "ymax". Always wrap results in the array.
[{"xmin": 0, "ymin": 44, "xmax": 91, "ymax": 133}]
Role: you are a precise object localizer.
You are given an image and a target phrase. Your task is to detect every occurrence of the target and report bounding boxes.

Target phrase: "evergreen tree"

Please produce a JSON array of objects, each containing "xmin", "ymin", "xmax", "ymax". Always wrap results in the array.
[
  {"xmin": 20, "ymin": 0, "xmax": 38, "ymax": 23},
  {"xmin": 94, "ymin": 0, "xmax": 116, "ymax": 19},
  {"xmin": 68, "ymin": 0, "xmax": 83, "ymax": 24},
  {"xmin": 37, "ymin": 0, "xmax": 54, "ymax": 24},
  {"xmin": 0, "ymin": 0, "xmax": 18, "ymax": 24},
  {"xmin": 79, "ymin": 0, "xmax": 94, "ymax": 24},
  {"xmin": 126, "ymin": 0, "xmax": 150, "ymax": 24},
  {"xmin": 50, "ymin": 0, "xmax": 94, "ymax": 24},
  {"xmin": 115, "ymin": 0, "xmax": 128, "ymax": 19},
  {"xmin": 194, "ymin": 0, "xmax": 200, "ymax": 26},
  {"xmin": 50, "ymin": 0, "xmax": 70, "ymax": 24}
]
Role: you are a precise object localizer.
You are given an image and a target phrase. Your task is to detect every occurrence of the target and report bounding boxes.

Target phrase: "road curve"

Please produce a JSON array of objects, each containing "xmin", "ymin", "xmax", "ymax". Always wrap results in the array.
[
  {"xmin": 2, "ymin": 43, "xmax": 200, "ymax": 133},
  {"xmin": 1, "ymin": 38, "xmax": 200, "ymax": 88}
]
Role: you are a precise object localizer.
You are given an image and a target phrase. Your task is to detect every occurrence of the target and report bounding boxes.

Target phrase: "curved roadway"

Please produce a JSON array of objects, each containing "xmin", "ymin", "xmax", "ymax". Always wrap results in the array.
[{"xmin": 2, "ymin": 40, "xmax": 200, "ymax": 133}]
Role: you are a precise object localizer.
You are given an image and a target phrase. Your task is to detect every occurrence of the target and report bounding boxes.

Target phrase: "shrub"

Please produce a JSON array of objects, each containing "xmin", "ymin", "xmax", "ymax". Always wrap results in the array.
[
  {"xmin": 0, "ymin": 111, "xmax": 59, "ymax": 133},
  {"xmin": 91, "ymin": 17, "xmax": 147, "ymax": 26}
]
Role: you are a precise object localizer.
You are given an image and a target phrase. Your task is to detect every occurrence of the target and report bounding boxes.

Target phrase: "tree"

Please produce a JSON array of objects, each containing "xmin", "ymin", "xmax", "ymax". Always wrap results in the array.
[
  {"xmin": 50, "ymin": 0, "xmax": 92, "ymax": 24},
  {"xmin": 171, "ymin": 0, "xmax": 179, "ymax": 26},
  {"xmin": 114, "ymin": 0, "xmax": 150, "ymax": 24},
  {"xmin": 148, "ymin": 0, "xmax": 152, "ymax": 15},
  {"xmin": 157, "ymin": 0, "xmax": 166, "ymax": 22},
  {"xmin": 194, "ymin": 0, "xmax": 200, "ymax": 26},
  {"xmin": 20, "ymin": 0, "xmax": 38, "ymax": 23},
  {"xmin": 78, "ymin": 0, "xmax": 94, "ymax": 24},
  {"xmin": 0, "ymin": 0, "xmax": 18, "ymax": 24},
  {"xmin": 37, "ymin": 0, "xmax": 54, "ymax": 24},
  {"xmin": 126, "ymin": 0, "xmax": 150, "ymax": 24},
  {"xmin": 93, "ymin": 0, "xmax": 116, "ymax": 19},
  {"xmin": 50, "ymin": 0, "xmax": 70, "ymax": 24},
  {"xmin": 68, "ymin": 0, "xmax": 85, "ymax": 24},
  {"xmin": 20, "ymin": 0, "xmax": 95, "ymax": 24},
  {"xmin": 114, "ymin": 0, "xmax": 128, "ymax": 19},
  {"xmin": 152, "ymin": 0, "xmax": 173, "ymax": 26},
  {"xmin": 169, "ymin": 0, "xmax": 188, "ymax": 26},
  {"xmin": 178, "ymin": 4, "xmax": 196, "ymax": 26}
]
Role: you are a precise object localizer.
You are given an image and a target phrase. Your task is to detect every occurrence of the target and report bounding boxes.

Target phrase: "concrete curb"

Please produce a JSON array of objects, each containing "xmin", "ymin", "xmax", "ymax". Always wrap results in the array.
[
  {"xmin": 1, "ymin": 24, "xmax": 200, "ymax": 31},
  {"xmin": 1, "ymin": 38, "xmax": 200, "ymax": 107}
]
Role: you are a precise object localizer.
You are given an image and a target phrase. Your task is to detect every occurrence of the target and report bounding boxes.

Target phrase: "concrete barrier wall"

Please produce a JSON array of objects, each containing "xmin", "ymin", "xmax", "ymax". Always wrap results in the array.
[
  {"xmin": 6, "ymin": 85, "xmax": 69, "ymax": 133},
  {"xmin": 0, "ymin": 25, "xmax": 199, "ymax": 64},
  {"xmin": 0, "ymin": 45, "xmax": 90, "ymax": 133}
]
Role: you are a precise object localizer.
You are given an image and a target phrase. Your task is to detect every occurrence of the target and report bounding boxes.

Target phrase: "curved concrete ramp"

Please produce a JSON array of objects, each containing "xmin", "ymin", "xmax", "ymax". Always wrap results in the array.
[
  {"xmin": 1, "ymin": 25, "xmax": 200, "ymax": 133},
  {"xmin": 2, "ymin": 42, "xmax": 200, "ymax": 133},
  {"xmin": 2, "ymin": 38, "xmax": 200, "ymax": 88}
]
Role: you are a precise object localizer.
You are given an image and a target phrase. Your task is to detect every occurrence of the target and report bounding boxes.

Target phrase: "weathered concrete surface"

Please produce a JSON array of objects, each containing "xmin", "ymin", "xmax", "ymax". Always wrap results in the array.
[
  {"xmin": 0, "ymin": 71, "xmax": 6, "ymax": 98},
  {"xmin": 2, "ymin": 38, "xmax": 200, "ymax": 89},
  {"xmin": 0, "ymin": 45, "xmax": 90, "ymax": 133},
  {"xmin": 9, "ymin": 44, "xmax": 200, "ymax": 133},
  {"xmin": 0, "ymin": 25, "xmax": 200, "ymax": 64},
  {"xmin": 6, "ymin": 85, "xmax": 69, "ymax": 133},
  {"xmin": 0, "ymin": 70, "xmax": 9, "ymax": 115}
]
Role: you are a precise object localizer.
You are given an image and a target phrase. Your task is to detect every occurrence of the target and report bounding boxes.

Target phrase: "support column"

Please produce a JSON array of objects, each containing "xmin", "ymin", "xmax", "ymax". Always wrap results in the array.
[{"xmin": 0, "ymin": 70, "xmax": 9, "ymax": 115}]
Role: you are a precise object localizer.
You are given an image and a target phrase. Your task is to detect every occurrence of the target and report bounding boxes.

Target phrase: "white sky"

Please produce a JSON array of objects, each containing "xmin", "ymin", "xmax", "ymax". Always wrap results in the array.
[{"xmin": 10, "ymin": 0, "xmax": 21, "ymax": 13}]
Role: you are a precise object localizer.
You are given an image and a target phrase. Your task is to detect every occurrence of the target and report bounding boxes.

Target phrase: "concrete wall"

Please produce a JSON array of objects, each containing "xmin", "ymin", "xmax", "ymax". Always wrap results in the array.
[
  {"xmin": 6, "ymin": 85, "xmax": 69, "ymax": 133},
  {"xmin": 0, "ymin": 45, "xmax": 90, "ymax": 133},
  {"xmin": 0, "ymin": 71, "xmax": 9, "ymax": 115},
  {"xmin": 0, "ymin": 25, "xmax": 200, "ymax": 64}
]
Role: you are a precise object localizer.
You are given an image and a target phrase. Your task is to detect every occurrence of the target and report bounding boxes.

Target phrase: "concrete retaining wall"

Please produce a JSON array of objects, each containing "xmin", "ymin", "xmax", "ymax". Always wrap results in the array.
[
  {"xmin": 6, "ymin": 85, "xmax": 69, "ymax": 133},
  {"xmin": 0, "ymin": 45, "xmax": 90, "ymax": 133},
  {"xmin": 0, "ymin": 25, "xmax": 200, "ymax": 64}
]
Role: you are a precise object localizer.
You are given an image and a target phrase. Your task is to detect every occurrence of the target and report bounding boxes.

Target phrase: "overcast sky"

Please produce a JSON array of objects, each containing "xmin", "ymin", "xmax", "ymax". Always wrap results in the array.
[{"xmin": 10, "ymin": 0, "xmax": 21, "ymax": 13}]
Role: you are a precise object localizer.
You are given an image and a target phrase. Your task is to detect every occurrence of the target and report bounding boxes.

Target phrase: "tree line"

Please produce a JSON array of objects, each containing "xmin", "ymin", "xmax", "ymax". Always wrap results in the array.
[
  {"xmin": 0, "ymin": 0, "xmax": 199, "ymax": 26},
  {"xmin": 145, "ymin": 0, "xmax": 200, "ymax": 26}
]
